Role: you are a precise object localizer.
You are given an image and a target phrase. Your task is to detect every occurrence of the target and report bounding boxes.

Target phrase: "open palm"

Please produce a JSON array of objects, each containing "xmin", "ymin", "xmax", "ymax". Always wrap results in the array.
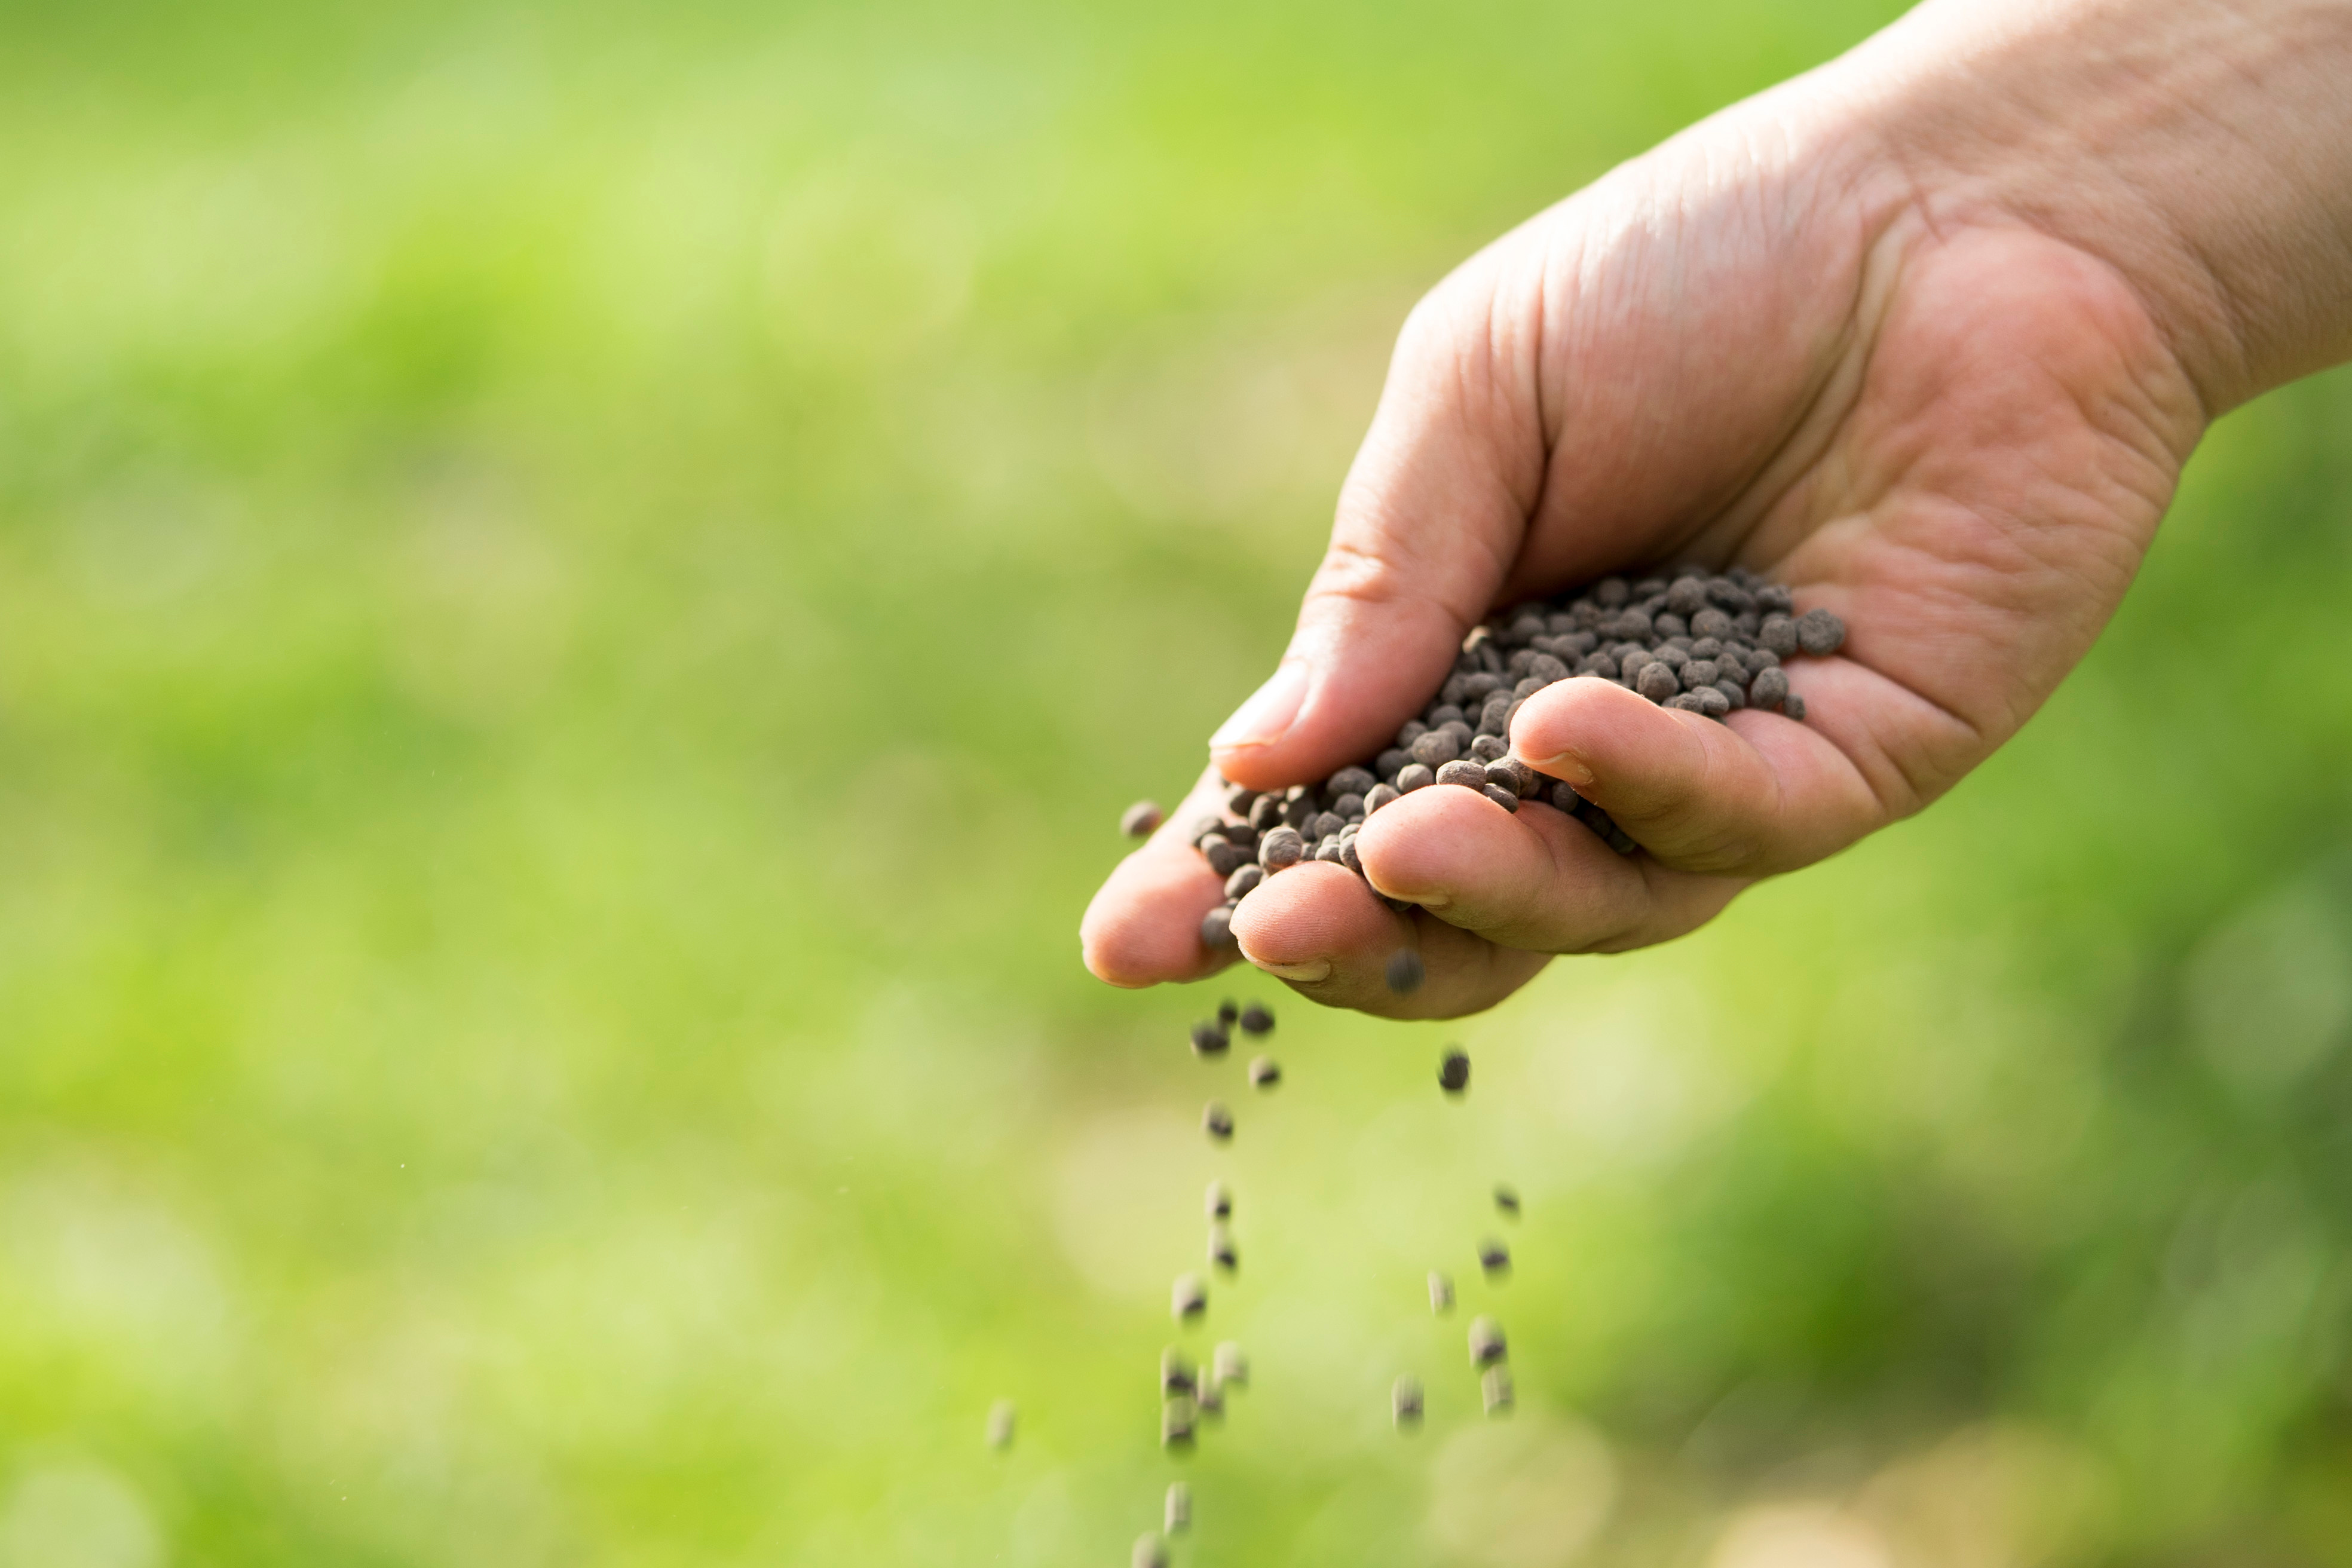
[{"xmin": 1085, "ymin": 78, "xmax": 2209, "ymax": 1018}]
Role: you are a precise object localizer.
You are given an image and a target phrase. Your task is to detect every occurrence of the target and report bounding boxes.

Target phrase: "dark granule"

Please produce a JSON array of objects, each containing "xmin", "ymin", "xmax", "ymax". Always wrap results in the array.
[
  {"xmin": 1468, "ymin": 1315, "xmax": 1506, "ymax": 1367},
  {"xmin": 1212, "ymin": 1342, "xmax": 1248, "ymax": 1388},
  {"xmin": 1478, "ymin": 1238, "xmax": 1511, "ymax": 1277},
  {"xmin": 1171, "ymin": 1273, "xmax": 1208, "ymax": 1321},
  {"xmin": 1165, "ymin": 1484, "xmax": 1191, "ymax": 1535},
  {"xmin": 1494, "ymin": 1184, "xmax": 1521, "ymax": 1217},
  {"xmin": 1224, "ymin": 864, "xmax": 1263, "ymax": 900},
  {"xmin": 1199, "ymin": 907, "xmax": 1236, "ymax": 950},
  {"xmin": 1190, "ymin": 1021, "xmax": 1229, "ymax": 1058},
  {"xmin": 1481, "ymin": 1365, "xmax": 1514, "ymax": 1416},
  {"xmin": 1208, "ymin": 1222, "xmax": 1238, "ymax": 1272},
  {"xmin": 1202, "ymin": 1102, "xmax": 1233, "ymax": 1142},
  {"xmin": 1248, "ymin": 1055, "xmax": 1281, "ymax": 1089},
  {"xmin": 1161, "ymin": 1347, "xmax": 1196, "ymax": 1396},
  {"xmin": 1435, "ymin": 758, "xmax": 1486, "ymax": 789},
  {"xmin": 1429, "ymin": 1271, "xmax": 1454, "ymax": 1313},
  {"xmin": 1258, "ymin": 826, "xmax": 1304, "ymax": 871},
  {"xmin": 1238, "ymin": 1002, "xmax": 1275, "ymax": 1035},
  {"xmin": 1386, "ymin": 950, "xmax": 1427, "ymax": 994},
  {"xmin": 1217, "ymin": 999, "xmax": 1239, "ymax": 1028},
  {"xmin": 1159, "ymin": 1398, "xmax": 1196, "ymax": 1451},
  {"xmin": 1205, "ymin": 1180, "xmax": 1232, "ymax": 1220},
  {"xmin": 1393, "ymin": 1376, "xmax": 1425, "ymax": 1429},
  {"xmin": 1135, "ymin": 1533, "xmax": 1171, "ymax": 1568},
  {"xmin": 1438, "ymin": 1048, "xmax": 1470, "ymax": 1094},
  {"xmin": 1121, "ymin": 801, "xmax": 1163, "ymax": 838},
  {"xmin": 1796, "ymin": 607, "xmax": 1847, "ymax": 656}
]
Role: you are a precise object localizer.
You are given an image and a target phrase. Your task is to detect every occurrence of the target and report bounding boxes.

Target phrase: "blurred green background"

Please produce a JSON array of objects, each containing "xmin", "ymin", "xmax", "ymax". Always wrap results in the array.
[{"xmin": 4, "ymin": 1, "xmax": 2351, "ymax": 1564}]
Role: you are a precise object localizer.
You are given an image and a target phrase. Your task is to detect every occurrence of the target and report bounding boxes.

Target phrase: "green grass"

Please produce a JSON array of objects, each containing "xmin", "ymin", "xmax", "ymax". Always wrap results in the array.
[{"xmin": 4, "ymin": 1, "xmax": 2352, "ymax": 1564}]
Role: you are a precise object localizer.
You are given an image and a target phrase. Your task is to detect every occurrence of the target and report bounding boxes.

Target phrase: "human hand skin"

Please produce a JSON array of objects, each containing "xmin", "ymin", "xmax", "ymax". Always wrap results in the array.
[{"xmin": 1082, "ymin": 0, "xmax": 2352, "ymax": 1018}]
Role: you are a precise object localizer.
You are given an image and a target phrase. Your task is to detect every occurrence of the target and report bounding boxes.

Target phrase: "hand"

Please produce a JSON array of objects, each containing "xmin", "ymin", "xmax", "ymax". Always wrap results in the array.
[{"xmin": 1083, "ymin": 0, "xmax": 2352, "ymax": 1018}]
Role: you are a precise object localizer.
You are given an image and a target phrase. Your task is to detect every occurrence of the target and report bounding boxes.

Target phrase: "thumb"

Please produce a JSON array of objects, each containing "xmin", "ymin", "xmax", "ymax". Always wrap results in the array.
[{"xmin": 1208, "ymin": 283, "xmax": 1544, "ymax": 792}]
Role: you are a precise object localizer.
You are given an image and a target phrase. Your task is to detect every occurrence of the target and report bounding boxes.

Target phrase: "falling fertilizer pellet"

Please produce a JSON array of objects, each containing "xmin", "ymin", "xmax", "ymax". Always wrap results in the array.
[
  {"xmin": 1134, "ymin": 1532, "xmax": 1171, "ymax": 1568},
  {"xmin": 1478, "ymin": 1238, "xmax": 1511, "ymax": 1278},
  {"xmin": 1469, "ymin": 1316, "xmax": 1507, "ymax": 1368},
  {"xmin": 1205, "ymin": 1180, "xmax": 1232, "ymax": 1220},
  {"xmin": 1494, "ymin": 1184, "xmax": 1520, "ymax": 1217},
  {"xmin": 1213, "ymin": 1342, "xmax": 1248, "ymax": 1389},
  {"xmin": 1202, "ymin": 1101, "xmax": 1233, "ymax": 1142},
  {"xmin": 1385, "ymin": 950, "xmax": 1426, "ymax": 994},
  {"xmin": 1121, "ymin": 801, "xmax": 1163, "ymax": 838},
  {"xmin": 1160, "ymin": 1398, "xmax": 1197, "ymax": 1450},
  {"xmin": 1190, "ymin": 1020, "xmax": 1229, "ymax": 1058},
  {"xmin": 1438, "ymin": 1047, "xmax": 1470, "ymax": 1095},
  {"xmin": 1160, "ymin": 1348, "xmax": 1195, "ymax": 1397},
  {"xmin": 1247, "ymin": 1055, "xmax": 1281, "ymax": 1089},
  {"xmin": 1238, "ymin": 1002, "xmax": 1275, "ymax": 1035},
  {"xmin": 1165, "ymin": 1483, "xmax": 1191, "ymax": 1534},
  {"xmin": 1393, "ymin": 1375, "xmax": 1425, "ymax": 1430},
  {"xmin": 1207, "ymin": 1222, "xmax": 1237, "ymax": 1273},
  {"xmin": 1481, "ymin": 1364, "xmax": 1514, "ymax": 1416},
  {"xmin": 1428, "ymin": 1271, "xmax": 1454, "ymax": 1313},
  {"xmin": 1172, "ymin": 1273, "xmax": 1206, "ymax": 1322},
  {"xmin": 985, "ymin": 1399, "xmax": 1015, "ymax": 1451}
]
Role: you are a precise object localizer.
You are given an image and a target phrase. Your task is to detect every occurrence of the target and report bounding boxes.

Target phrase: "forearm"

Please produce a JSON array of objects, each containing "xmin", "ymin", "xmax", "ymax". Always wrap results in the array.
[{"xmin": 1839, "ymin": 0, "xmax": 2352, "ymax": 416}]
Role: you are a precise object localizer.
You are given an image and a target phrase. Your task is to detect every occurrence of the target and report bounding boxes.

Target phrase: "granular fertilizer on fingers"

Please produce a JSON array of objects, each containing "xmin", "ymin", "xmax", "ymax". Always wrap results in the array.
[{"xmin": 1165, "ymin": 571, "xmax": 1844, "ymax": 947}]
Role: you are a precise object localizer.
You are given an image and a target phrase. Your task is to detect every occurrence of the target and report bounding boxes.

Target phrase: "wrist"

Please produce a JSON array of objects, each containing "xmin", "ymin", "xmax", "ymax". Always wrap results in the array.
[{"xmin": 1832, "ymin": 0, "xmax": 2352, "ymax": 416}]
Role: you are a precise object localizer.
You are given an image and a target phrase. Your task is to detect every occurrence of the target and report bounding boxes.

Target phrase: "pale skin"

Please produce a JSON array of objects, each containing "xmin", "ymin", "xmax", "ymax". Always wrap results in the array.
[{"xmin": 1082, "ymin": 0, "xmax": 2352, "ymax": 1019}]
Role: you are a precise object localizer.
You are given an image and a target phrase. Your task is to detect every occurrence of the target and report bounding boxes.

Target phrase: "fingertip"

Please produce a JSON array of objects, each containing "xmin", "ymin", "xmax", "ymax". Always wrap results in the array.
[
  {"xmin": 1079, "ymin": 844, "xmax": 1230, "ymax": 987},
  {"xmin": 1230, "ymin": 860, "xmax": 1394, "ymax": 970}
]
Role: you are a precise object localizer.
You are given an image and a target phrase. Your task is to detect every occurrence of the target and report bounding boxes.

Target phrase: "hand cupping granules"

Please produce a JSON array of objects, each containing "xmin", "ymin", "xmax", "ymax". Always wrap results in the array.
[{"xmin": 1174, "ymin": 571, "xmax": 1845, "ymax": 949}]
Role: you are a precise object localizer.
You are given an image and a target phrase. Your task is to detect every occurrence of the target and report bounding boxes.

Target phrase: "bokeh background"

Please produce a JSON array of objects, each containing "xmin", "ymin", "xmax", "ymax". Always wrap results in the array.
[{"xmin": 4, "ymin": 1, "xmax": 2352, "ymax": 1564}]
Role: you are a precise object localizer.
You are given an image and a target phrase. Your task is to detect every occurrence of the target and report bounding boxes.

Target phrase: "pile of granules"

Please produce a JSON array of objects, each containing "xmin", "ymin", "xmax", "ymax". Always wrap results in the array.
[{"xmin": 1173, "ymin": 569, "xmax": 1844, "ymax": 948}]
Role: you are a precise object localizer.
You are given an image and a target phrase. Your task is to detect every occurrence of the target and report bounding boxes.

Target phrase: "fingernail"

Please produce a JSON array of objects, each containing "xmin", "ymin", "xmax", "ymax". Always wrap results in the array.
[
  {"xmin": 1258, "ymin": 959, "xmax": 1331, "ymax": 984},
  {"xmin": 1523, "ymin": 751, "xmax": 1594, "ymax": 787},
  {"xmin": 1210, "ymin": 662, "xmax": 1309, "ymax": 752}
]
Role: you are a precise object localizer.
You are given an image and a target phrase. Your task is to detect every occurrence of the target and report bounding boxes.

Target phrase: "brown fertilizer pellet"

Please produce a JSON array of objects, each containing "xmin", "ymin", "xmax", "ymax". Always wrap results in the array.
[
  {"xmin": 1165, "ymin": 1483, "xmax": 1191, "ymax": 1534},
  {"xmin": 1394, "ymin": 1375, "xmax": 1425, "ymax": 1429},
  {"xmin": 1438, "ymin": 1048, "xmax": 1470, "ymax": 1095},
  {"xmin": 985, "ymin": 1399, "xmax": 1016, "ymax": 1450},
  {"xmin": 1160, "ymin": 1347, "xmax": 1196, "ymax": 1396},
  {"xmin": 1429, "ymin": 1271, "xmax": 1454, "ymax": 1313},
  {"xmin": 1247, "ymin": 1055, "xmax": 1281, "ymax": 1089},
  {"xmin": 1468, "ymin": 1316, "xmax": 1506, "ymax": 1367},
  {"xmin": 1478, "ymin": 1238, "xmax": 1511, "ymax": 1278},
  {"xmin": 1151, "ymin": 574, "xmax": 1842, "ymax": 933},
  {"xmin": 1135, "ymin": 1532, "xmax": 1171, "ymax": 1568},
  {"xmin": 1121, "ymin": 801, "xmax": 1164, "ymax": 838},
  {"xmin": 1481, "ymin": 1365, "xmax": 1514, "ymax": 1416},
  {"xmin": 1202, "ymin": 1101, "xmax": 1233, "ymax": 1141},
  {"xmin": 1208, "ymin": 1221, "xmax": 1238, "ymax": 1273},
  {"xmin": 1172, "ymin": 1273, "xmax": 1207, "ymax": 1322},
  {"xmin": 1212, "ymin": 1342, "xmax": 1248, "ymax": 1388},
  {"xmin": 1205, "ymin": 1180, "xmax": 1232, "ymax": 1220},
  {"xmin": 1190, "ymin": 1021, "xmax": 1229, "ymax": 1058},
  {"xmin": 1494, "ymin": 1184, "xmax": 1520, "ymax": 1217},
  {"xmin": 1238, "ymin": 1001, "xmax": 1275, "ymax": 1035}
]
